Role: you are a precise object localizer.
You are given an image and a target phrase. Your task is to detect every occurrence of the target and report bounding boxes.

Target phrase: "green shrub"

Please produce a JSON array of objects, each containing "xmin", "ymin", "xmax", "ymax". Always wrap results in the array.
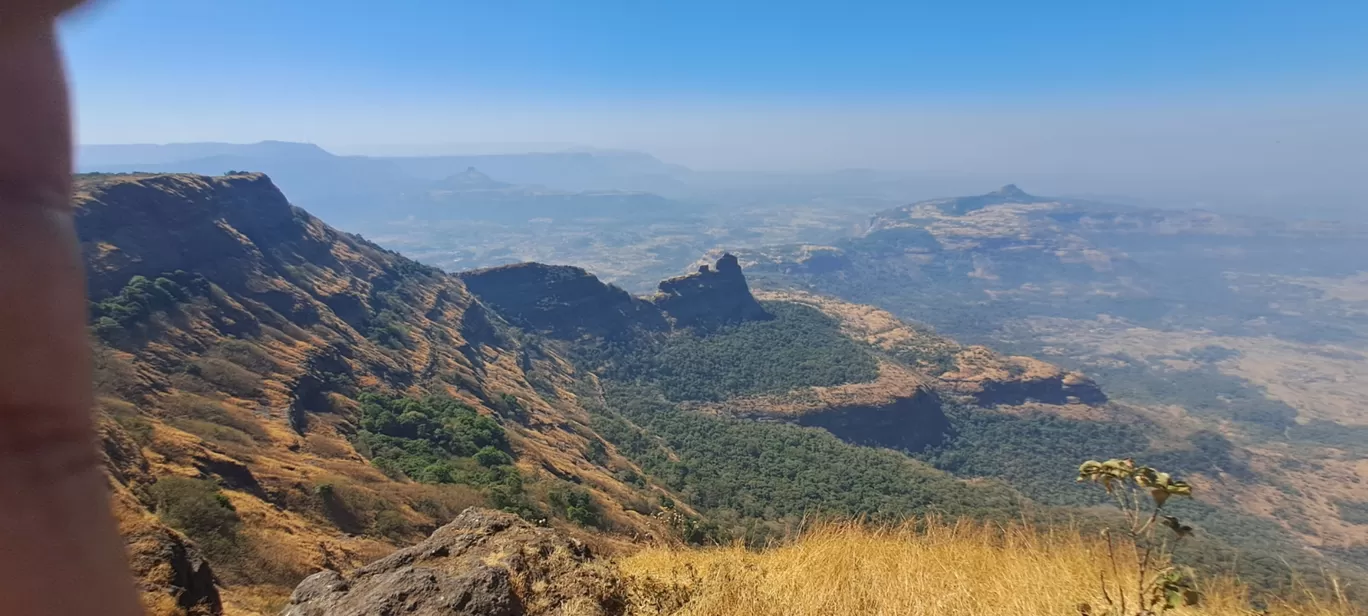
[
  {"xmin": 549, "ymin": 486, "xmax": 603, "ymax": 528},
  {"xmin": 312, "ymin": 480, "xmax": 398, "ymax": 536},
  {"xmin": 351, "ymin": 392, "xmax": 536, "ymax": 517},
  {"xmin": 585, "ymin": 439, "xmax": 609, "ymax": 465},
  {"xmin": 149, "ymin": 477, "xmax": 241, "ymax": 561},
  {"xmin": 474, "ymin": 446, "xmax": 512, "ymax": 467},
  {"xmin": 367, "ymin": 309, "xmax": 411, "ymax": 349},
  {"xmin": 89, "ymin": 272, "xmax": 207, "ymax": 344}
]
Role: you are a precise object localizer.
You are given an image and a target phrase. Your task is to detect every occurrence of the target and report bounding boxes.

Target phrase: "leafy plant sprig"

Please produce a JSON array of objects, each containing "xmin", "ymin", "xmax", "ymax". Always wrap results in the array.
[{"xmin": 1078, "ymin": 458, "xmax": 1198, "ymax": 615}]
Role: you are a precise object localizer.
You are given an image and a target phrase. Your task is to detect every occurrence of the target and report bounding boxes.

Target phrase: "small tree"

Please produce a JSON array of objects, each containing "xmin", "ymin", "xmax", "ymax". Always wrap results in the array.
[{"xmin": 1078, "ymin": 458, "xmax": 1198, "ymax": 616}]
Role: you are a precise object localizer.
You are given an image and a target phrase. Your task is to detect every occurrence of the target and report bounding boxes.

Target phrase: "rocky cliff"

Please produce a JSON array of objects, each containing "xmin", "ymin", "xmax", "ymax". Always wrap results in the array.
[
  {"xmin": 460, "ymin": 253, "xmax": 771, "ymax": 339},
  {"xmin": 459, "ymin": 263, "xmax": 666, "ymax": 338},
  {"xmin": 939, "ymin": 346, "xmax": 1108, "ymax": 407},
  {"xmin": 653, "ymin": 253, "xmax": 772, "ymax": 327},
  {"xmin": 755, "ymin": 291, "xmax": 1107, "ymax": 412}
]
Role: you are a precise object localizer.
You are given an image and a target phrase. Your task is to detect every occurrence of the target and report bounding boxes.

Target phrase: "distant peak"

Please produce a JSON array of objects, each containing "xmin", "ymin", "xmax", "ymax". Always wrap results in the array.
[
  {"xmin": 989, "ymin": 184, "xmax": 1032, "ymax": 199},
  {"xmin": 438, "ymin": 167, "xmax": 509, "ymax": 190},
  {"xmin": 923, "ymin": 184, "xmax": 1043, "ymax": 215}
]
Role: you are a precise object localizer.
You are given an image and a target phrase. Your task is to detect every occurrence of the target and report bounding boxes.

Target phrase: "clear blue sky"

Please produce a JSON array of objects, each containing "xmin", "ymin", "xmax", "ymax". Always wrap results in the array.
[
  {"xmin": 62, "ymin": 0, "xmax": 1366, "ymax": 199},
  {"xmin": 64, "ymin": 1, "xmax": 1366, "ymax": 123}
]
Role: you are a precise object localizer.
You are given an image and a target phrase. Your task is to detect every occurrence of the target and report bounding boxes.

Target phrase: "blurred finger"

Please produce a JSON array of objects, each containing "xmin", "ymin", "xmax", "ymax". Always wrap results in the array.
[{"xmin": 0, "ymin": 10, "xmax": 143, "ymax": 615}]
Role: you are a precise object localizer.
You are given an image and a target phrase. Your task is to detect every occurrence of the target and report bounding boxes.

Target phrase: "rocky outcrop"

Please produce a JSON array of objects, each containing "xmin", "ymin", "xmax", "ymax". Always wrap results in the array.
[
  {"xmin": 755, "ymin": 291, "xmax": 1108, "ymax": 411},
  {"xmin": 122, "ymin": 512, "xmax": 223, "ymax": 616},
  {"xmin": 282, "ymin": 508, "xmax": 624, "ymax": 616},
  {"xmin": 461, "ymin": 254, "xmax": 773, "ymax": 338},
  {"xmin": 459, "ymin": 263, "xmax": 666, "ymax": 338},
  {"xmin": 652, "ymin": 253, "xmax": 771, "ymax": 328},
  {"xmin": 940, "ymin": 347, "xmax": 1107, "ymax": 406},
  {"xmin": 102, "ymin": 417, "xmax": 224, "ymax": 615}
]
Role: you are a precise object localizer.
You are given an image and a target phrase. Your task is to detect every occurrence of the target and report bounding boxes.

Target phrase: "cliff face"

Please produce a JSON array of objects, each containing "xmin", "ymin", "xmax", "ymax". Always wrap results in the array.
[
  {"xmin": 459, "ymin": 253, "xmax": 772, "ymax": 339},
  {"xmin": 755, "ymin": 291, "xmax": 1107, "ymax": 412},
  {"xmin": 459, "ymin": 263, "xmax": 666, "ymax": 338},
  {"xmin": 939, "ymin": 347, "xmax": 1108, "ymax": 407},
  {"xmin": 73, "ymin": 174, "xmax": 664, "ymax": 614},
  {"xmin": 653, "ymin": 253, "xmax": 772, "ymax": 328}
]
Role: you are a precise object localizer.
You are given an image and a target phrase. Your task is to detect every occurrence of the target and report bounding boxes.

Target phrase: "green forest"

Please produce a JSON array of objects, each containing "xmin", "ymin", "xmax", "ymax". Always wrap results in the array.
[
  {"xmin": 588, "ymin": 382, "xmax": 1022, "ymax": 544},
  {"xmin": 589, "ymin": 301, "xmax": 878, "ymax": 402}
]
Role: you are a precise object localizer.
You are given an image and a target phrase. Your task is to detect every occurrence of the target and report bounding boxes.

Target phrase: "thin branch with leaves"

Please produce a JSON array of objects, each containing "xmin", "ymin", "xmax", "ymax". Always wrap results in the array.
[{"xmin": 1077, "ymin": 458, "xmax": 1199, "ymax": 616}]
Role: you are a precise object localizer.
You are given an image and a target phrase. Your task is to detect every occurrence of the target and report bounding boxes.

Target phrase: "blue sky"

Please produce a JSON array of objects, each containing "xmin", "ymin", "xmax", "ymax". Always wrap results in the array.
[
  {"xmin": 62, "ymin": 0, "xmax": 1366, "ymax": 200},
  {"xmin": 65, "ymin": 1, "xmax": 1366, "ymax": 104}
]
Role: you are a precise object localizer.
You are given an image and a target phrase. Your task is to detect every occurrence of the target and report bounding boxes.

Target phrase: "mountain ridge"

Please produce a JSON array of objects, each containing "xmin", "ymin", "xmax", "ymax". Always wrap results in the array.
[
  {"xmin": 75, "ymin": 172, "xmax": 678, "ymax": 613},
  {"xmin": 75, "ymin": 173, "xmax": 1364, "ymax": 613}
]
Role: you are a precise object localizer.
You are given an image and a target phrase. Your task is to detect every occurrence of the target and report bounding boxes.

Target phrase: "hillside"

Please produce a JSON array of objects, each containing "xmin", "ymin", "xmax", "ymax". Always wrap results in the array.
[
  {"xmin": 732, "ymin": 185, "xmax": 1368, "ymax": 575},
  {"xmin": 72, "ymin": 173, "xmax": 1057, "ymax": 613},
  {"xmin": 75, "ymin": 174, "xmax": 1363, "ymax": 614},
  {"xmin": 76, "ymin": 173, "xmax": 680, "ymax": 613}
]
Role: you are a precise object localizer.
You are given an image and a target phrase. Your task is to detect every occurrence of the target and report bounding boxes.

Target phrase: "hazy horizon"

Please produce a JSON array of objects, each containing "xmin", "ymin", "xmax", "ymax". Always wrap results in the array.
[{"xmin": 61, "ymin": 1, "xmax": 1366, "ymax": 217}]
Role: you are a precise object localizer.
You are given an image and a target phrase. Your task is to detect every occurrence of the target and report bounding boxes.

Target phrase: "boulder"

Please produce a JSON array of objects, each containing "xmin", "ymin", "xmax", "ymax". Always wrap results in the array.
[{"xmin": 281, "ymin": 508, "xmax": 625, "ymax": 616}]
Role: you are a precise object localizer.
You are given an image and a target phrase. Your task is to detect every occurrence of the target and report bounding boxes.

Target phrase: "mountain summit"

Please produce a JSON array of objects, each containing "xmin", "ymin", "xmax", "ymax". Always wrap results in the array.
[
  {"xmin": 435, "ymin": 166, "xmax": 510, "ymax": 190},
  {"xmin": 935, "ymin": 183, "xmax": 1043, "ymax": 214},
  {"xmin": 988, "ymin": 184, "xmax": 1033, "ymax": 200}
]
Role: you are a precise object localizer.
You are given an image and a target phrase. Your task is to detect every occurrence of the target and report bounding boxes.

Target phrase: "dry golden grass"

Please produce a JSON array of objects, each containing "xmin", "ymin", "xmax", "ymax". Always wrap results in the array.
[{"xmin": 620, "ymin": 518, "xmax": 1362, "ymax": 616}]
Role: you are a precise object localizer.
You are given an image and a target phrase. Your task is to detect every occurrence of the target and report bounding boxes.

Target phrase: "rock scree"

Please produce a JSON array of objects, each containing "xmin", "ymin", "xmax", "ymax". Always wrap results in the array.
[{"xmin": 281, "ymin": 508, "xmax": 625, "ymax": 616}]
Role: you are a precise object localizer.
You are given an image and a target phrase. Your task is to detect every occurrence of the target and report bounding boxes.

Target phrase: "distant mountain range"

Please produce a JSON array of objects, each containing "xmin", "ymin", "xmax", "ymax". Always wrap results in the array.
[
  {"xmin": 74, "ymin": 141, "xmax": 1014, "ymax": 223},
  {"xmin": 409, "ymin": 167, "xmax": 691, "ymax": 223},
  {"xmin": 77, "ymin": 142, "xmax": 697, "ymax": 226}
]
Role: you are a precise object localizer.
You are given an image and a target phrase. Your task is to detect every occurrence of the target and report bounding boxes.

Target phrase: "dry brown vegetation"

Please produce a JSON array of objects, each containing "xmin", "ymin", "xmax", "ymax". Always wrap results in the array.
[
  {"xmin": 76, "ymin": 173, "xmax": 673, "ymax": 613},
  {"xmin": 621, "ymin": 519, "xmax": 1363, "ymax": 616}
]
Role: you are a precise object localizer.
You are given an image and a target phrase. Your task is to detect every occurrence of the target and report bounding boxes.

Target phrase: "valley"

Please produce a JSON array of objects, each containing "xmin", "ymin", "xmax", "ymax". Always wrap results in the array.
[
  {"xmin": 49, "ymin": 2, "xmax": 1366, "ymax": 613},
  {"xmin": 730, "ymin": 186, "xmax": 1368, "ymax": 574},
  {"xmin": 70, "ymin": 168, "xmax": 1367, "ymax": 615}
]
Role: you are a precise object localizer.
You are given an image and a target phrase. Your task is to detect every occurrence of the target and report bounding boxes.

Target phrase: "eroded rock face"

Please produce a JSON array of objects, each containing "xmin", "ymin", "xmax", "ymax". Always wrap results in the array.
[
  {"xmin": 940, "ymin": 347, "xmax": 1107, "ymax": 407},
  {"xmin": 459, "ymin": 262, "xmax": 666, "ymax": 338},
  {"xmin": 281, "ymin": 508, "xmax": 625, "ymax": 616},
  {"xmin": 102, "ymin": 417, "xmax": 224, "ymax": 615},
  {"xmin": 653, "ymin": 253, "xmax": 771, "ymax": 328},
  {"xmin": 461, "ymin": 254, "xmax": 774, "ymax": 338},
  {"xmin": 123, "ymin": 520, "xmax": 223, "ymax": 616}
]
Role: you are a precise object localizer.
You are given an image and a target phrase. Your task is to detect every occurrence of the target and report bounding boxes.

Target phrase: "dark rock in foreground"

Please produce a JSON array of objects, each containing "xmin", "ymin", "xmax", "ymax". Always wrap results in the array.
[{"xmin": 281, "ymin": 508, "xmax": 624, "ymax": 616}]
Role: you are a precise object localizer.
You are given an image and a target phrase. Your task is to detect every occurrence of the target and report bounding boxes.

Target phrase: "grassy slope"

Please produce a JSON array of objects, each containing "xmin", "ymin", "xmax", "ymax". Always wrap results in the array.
[
  {"xmin": 76, "ymin": 174, "xmax": 671, "ymax": 614},
  {"xmin": 621, "ymin": 519, "xmax": 1362, "ymax": 616}
]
